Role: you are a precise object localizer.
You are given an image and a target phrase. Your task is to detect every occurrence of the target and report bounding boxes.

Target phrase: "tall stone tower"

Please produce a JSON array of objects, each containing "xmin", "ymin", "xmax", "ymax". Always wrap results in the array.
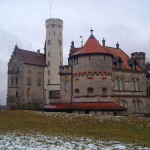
[{"xmin": 45, "ymin": 18, "xmax": 63, "ymax": 104}]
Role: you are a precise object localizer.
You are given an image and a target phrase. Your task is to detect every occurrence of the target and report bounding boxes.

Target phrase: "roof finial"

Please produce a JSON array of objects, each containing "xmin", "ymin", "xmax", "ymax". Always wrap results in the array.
[{"xmin": 90, "ymin": 28, "xmax": 94, "ymax": 34}]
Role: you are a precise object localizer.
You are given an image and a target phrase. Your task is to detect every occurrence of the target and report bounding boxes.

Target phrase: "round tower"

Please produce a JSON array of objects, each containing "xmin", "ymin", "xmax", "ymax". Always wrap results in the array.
[
  {"xmin": 71, "ymin": 32, "xmax": 113, "ymax": 103},
  {"xmin": 45, "ymin": 18, "xmax": 63, "ymax": 104}
]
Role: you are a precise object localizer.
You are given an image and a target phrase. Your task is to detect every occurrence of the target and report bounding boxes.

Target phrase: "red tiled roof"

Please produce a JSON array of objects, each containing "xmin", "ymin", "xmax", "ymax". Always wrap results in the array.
[
  {"xmin": 106, "ymin": 47, "xmax": 142, "ymax": 71},
  {"xmin": 44, "ymin": 102, "xmax": 127, "ymax": 111},
  {"xmin": 18, "ymin": 49, "xmax": 46, "ymax": 66},
  {"xmin": 73, "ymin": 34, "xmax": 112, "ymax": 56}
]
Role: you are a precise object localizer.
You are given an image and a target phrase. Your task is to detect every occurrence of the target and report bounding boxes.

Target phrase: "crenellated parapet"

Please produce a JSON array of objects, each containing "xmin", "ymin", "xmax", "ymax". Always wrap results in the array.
[{"xmin": 59, "ymin": 65, "xmax": 71, "ymax": 75}]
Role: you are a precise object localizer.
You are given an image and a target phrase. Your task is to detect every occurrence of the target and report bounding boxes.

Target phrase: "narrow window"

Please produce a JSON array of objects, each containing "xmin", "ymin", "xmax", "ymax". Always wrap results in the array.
[
  {"xmin": 54, "ymin": 31, "xmax": 55, "ymax": 36},
  {"xmin": 48, "ymin": 70, "xmax": 50, "ymax": 75},
  {"xmin": 48, "ymin": 61, "xmax": 50, "ymax": 66},
  {"xmin": 37, "ymin": 77, "xmax": 41, "ymax": 86},
  {"xmin": 48, "ymin": 80, "xmax": 50, "ymax": 84},
  {"xmin": 52, "ymin": 24, "xmax": 54, "ymax": 28},
  {"xmin": 16, "ymin": 92, "xmax": 18, "ymax": 97},
  {"xmin": 27, "ymin": 77, "xmax": 32, "ymax": 85},
  {"xmin": 11, "ymin": 77, "xmax": 14, "ymax": 85},
  {"xmin": 16, "ymin": 77, "xmax": 18, "ymax": 85},
  {"xmin": 104, "ymin": 55, "xmax": 105, "ymax": 60},
  {"xmin": 48, "ymin": 52, "xmax": 50, "ymax": 57},
  {"xmin": 48, "ymin": 40, "xmax": 51, "ymax": 45},
  {"xmin": 59, "ymin": 40, "xmax": 61, "ymax": 46}
]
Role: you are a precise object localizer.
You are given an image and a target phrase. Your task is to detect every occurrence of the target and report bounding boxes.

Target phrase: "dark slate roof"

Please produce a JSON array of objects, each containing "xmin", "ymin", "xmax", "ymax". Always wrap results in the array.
[{"xmin": 17, "ymin": 49, "xmax": 46, "ymax": 66}]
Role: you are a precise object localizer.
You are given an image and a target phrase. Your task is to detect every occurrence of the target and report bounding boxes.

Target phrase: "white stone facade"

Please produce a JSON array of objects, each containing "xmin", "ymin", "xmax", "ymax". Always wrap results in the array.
[{"xmin": 44, "ymin": 18, "xmax": 63, "ymax": 104}]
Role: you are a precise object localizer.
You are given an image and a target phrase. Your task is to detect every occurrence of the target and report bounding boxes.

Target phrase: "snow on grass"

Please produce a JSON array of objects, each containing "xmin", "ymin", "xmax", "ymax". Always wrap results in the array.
[{"xmin": 0, "ymin": 133, "xmax": 149, "ymax": 150}]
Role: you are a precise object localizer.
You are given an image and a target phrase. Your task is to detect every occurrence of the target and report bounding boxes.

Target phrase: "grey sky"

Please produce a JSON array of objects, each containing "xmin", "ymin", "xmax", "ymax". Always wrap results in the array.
[{"xmin": 0, "ymin": 0, "xmax": 150, "ymax": 105}]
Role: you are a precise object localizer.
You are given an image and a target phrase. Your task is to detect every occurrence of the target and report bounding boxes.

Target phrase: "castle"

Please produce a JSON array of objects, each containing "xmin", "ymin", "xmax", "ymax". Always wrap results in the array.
[{"xmin": 7, "ymin": 18, "xmax": 150, "ymax": 115}]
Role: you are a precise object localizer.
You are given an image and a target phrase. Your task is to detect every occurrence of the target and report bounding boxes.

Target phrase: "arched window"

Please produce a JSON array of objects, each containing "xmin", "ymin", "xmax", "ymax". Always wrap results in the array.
[
  {"xmin": 120, "ymin": 78, "xmax": 124, "ymax": 90},
  {"xmin": 131, "ymin": 78, "xmax": 136, "ymax": 91},
  {"xmin": 74, "ymin": 89, "xmax": 79, "ymax": 93},
  {"xmin": 114, "ymin": 77, "xmax": 124, "ymax": 91},
  {"xmin": 117, "ymin": 99, "xmax": 128, "ymax": 108},
  {"xmin": 131, "ymin": 78, "xmax": 140, "ymax": 91},
  {"xmin": 136, "ymin": 79, "xmax": 140, "ymax": 91},
  {"xmin": 114, "ymin": 77, "xmax": 119, "ymax": 90},
  {"xmin": 102, "ymin": 87, "xmax": 107, "ymax": 94},
  {"xmin": 132, "ymin": 100, "xmax": 143, "ymax": 113},
  {"xmin": 87, "ymin": 87, "xmax": 94, "ymax": 94}
]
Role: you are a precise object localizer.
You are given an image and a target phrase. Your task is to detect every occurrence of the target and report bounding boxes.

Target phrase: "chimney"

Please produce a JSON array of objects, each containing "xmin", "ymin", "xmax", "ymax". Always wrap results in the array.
[
  {"xmin": 102, "ymin": 38, "xmax": 105, "ymax": 47},
  {"xmin": 37, "ymin": 49, "xmax": 40, "ymax": 57},
  {"xmin": 116, "ymin": 42, "xmax": 119, "ymax": 49},
  {"xmin": 71, "ymin": 41, "xmax": 74, "ymax": 49}
]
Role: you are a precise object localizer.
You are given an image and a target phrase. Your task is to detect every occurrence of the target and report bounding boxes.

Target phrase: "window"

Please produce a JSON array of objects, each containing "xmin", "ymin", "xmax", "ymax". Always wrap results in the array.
[
  {"xmin": 64, "ymin": 81, "xmax": 69, "ymax": 91},
  {"xmin": 48, "ymin": 61, "xmax": 50, "ymax": 66},
  {"xmin": 102, "ymin": 88, "xmax": 107, "ymax": 94},
  {"xmin": 52, "ymin": 24, "xmax": 54, "ymax": 28},
  {"xmin": 87, "ymin": 87, "xmax": 94, "ymax": 94},
  {"xmin": 74, "ymin": 57, "xmax": 79, "ymax": 65},
  {"xmin": 48, "ymin": 70, "xmax": 50, "ymax": 75},
  {"xmin": 37, "ymin": 77, "xmax": 42, "ymax": 86},
  {"xmin": 131, "ymin": 78, "xmax": 140, "ymax": 91},
  {"xmin": 133, "ymin": 100, "xmax": 143, "ymax": 113},
  {"xmin": 16, "ymin": 92, "xmax": 18, "ymax": 97},
  {"xmin": 114, "ymin": 77, "xmax": 124, "ymax": 91},
  {"xmin": 74, "ymin": 89, "xmax": 79, "ymax": 93},
  {"xmin": 117, "ymin": 62, "xmax": 121, "ymax": 68},
  {"xmin": 48, "ymin": 40, "xmax": 51, "ymax": 45},
  {"xmin": 117, "ymin": 99, "xmax": 128, "ymax": 108},
  {"xmin": 27, "ymin": 77, "xmax": 32, "ymax": 85},
  {"xmin": 48, "ymin": 52, "xmax": 50, "ymax": 57},
  {"xmin": 16, "ymin": 77, "xmax": 18, "ymax": 85},
  {"xmin": 54, "ymin": 31, "xmax": 55, "ymax": 36},
  {"xmin": 11, "ymin": 77, "xmax": 14, "ymax": 85},
  {"xmin": 48, "ymin": 80, "xmax": 50, "ymax": 84},
  {"xmin": 132, "ymin": 64, "xmax": 136, "ymax": 70},
  {"xmin": 59, "ymin": 40, "xmax": 62, "ymax": 46}
]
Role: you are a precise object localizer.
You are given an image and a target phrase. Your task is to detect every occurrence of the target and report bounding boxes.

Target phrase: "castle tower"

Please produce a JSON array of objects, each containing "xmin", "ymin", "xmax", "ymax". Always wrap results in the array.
[
  {"xmin": 131, "ymin": 52, "xmax": 145, "ymax": 70},
  {"xmin": 45, "ymin": 18, "xmax": 63, "ymax": 104}
]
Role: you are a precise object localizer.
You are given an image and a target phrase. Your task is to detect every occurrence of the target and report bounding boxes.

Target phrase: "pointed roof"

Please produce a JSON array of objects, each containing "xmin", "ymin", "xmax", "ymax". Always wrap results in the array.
[{"xmin": 73, "ymin": 33, "xmax": 112, "ymax": 56}]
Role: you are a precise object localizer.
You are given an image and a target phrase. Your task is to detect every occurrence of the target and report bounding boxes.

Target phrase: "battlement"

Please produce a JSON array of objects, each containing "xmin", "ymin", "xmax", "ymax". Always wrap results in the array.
[
  {"xmin": 59, "ymin": 65, "xmax": 71, "ymax": 75},
  {"xmin": 46, "ymin": 18, "xmax": 63, "ymax": 28},
  {"xmin": 131, "ymin": 52, "xmax": 145, "ymax": 59}
]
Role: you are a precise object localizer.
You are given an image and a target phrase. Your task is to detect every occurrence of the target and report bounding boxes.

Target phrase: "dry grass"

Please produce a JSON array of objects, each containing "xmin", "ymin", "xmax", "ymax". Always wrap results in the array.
[{"xmin": 0, "ymin": 110, "xmax": 150, "ymax": 147}]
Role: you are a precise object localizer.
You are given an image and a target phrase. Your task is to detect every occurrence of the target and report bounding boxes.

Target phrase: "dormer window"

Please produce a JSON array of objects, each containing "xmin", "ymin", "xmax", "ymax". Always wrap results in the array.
[
  {"xmin": 117, "ymin": 61, "xmax": 121, "ymax": 68},
  {"xmin": 132, "ymin": 64, "xmax": 136, "ymax": 70},
  {"xmin": 113, "ymin": 57, "xmax": 122, "ymax": 69},
  {"xmin": 128, "ymin": 59, "xmax": 138, "ymax": 70}
]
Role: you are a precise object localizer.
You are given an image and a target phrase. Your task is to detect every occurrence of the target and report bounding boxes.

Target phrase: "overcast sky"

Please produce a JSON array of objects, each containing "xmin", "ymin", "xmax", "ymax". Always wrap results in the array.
[{"xmin": 0, "ymin": 0, "xmax": 150, "ymax": 105}]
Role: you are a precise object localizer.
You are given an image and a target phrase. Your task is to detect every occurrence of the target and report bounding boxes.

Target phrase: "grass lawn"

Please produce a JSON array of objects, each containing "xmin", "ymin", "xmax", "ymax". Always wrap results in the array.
[{"xmin": 0, "ymin": 110, "xmax": 150, "ymax": 147}]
